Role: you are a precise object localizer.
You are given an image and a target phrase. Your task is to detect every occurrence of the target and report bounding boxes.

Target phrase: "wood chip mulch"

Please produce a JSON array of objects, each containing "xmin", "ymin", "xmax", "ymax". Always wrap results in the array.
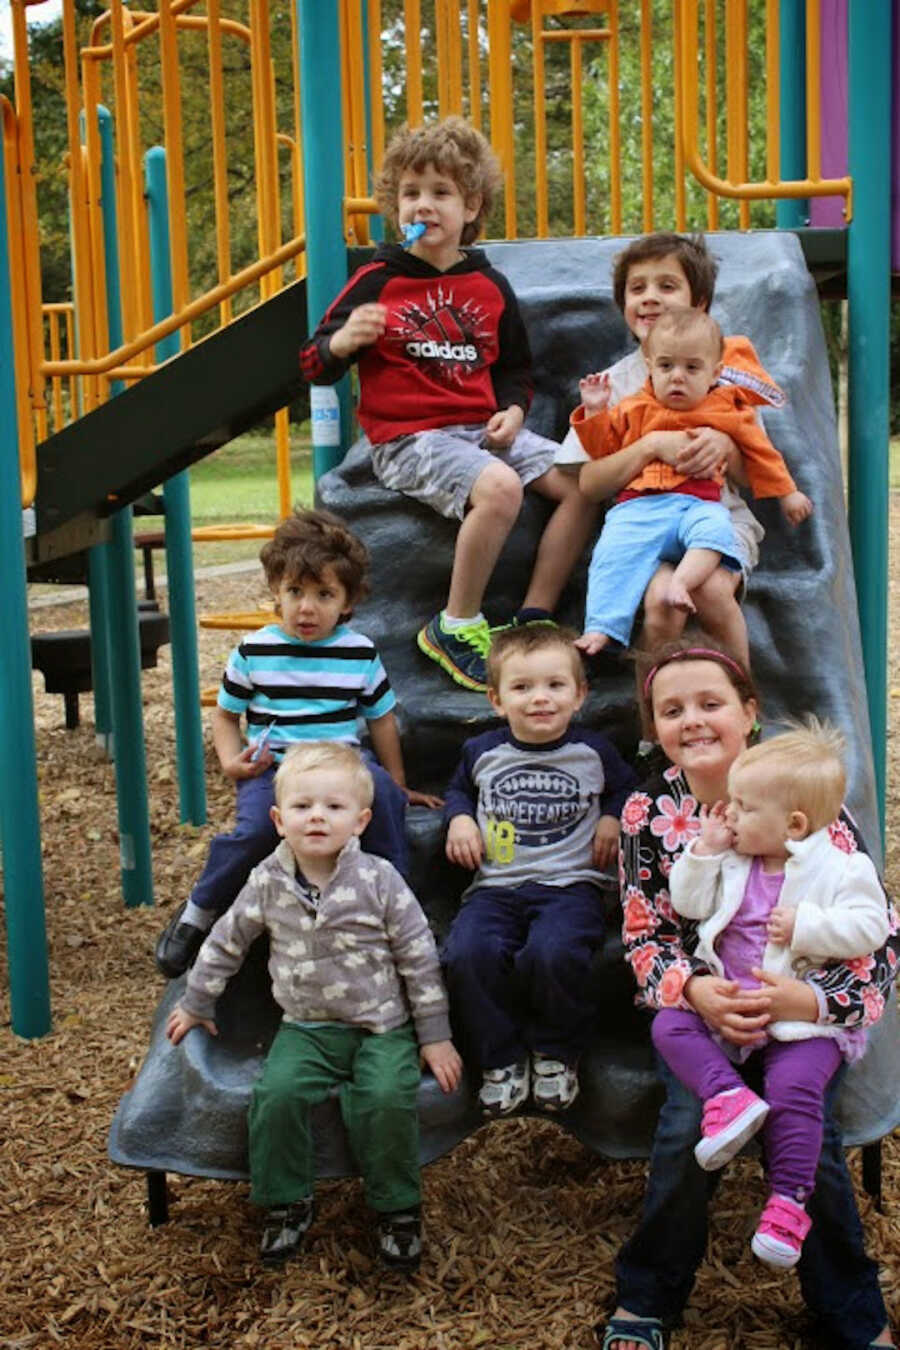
[{"xmin": 3, "ymin": 538, "xmax": 900, "ymax": 1350}]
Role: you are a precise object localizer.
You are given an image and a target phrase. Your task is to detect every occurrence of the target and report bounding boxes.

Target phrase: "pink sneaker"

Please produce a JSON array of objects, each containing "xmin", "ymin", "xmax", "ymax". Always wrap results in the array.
[
  {"xmin": 751, "ymin": 1192, "xmax": 811, "ymax": 1269},
  {"xmin": 693, "ymin": 1085, "xmax": 769, "ymax": 1171}
]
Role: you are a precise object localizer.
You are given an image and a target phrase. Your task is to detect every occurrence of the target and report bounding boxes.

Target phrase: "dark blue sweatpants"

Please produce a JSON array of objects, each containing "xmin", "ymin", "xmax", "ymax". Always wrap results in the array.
[
  {"xmin": 441, "ymin": 881, "xmax": 606, "ymax": 1070},
  {"xmin": 190, "ymin": 757, "xmax": 409, "ymax": 916}
]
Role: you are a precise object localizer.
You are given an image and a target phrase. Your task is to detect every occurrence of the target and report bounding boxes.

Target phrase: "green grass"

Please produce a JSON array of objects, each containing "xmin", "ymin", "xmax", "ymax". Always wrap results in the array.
[{"xmin": 140, "ymin": 427, "xmax": 315, "ymax": 570}]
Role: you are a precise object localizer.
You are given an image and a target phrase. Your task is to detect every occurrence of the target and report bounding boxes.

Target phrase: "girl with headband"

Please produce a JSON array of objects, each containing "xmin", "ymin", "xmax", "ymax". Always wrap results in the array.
[{"xmin": 598, "ymin": 635, "xmax": 898, "ymax": 1350}]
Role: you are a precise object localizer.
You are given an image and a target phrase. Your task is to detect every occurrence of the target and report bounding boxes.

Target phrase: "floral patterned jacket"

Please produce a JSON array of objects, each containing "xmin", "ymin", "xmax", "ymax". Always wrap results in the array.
[{"xmin": 620, "ymin": 764, "xmax": 899, "ymax": 1029}]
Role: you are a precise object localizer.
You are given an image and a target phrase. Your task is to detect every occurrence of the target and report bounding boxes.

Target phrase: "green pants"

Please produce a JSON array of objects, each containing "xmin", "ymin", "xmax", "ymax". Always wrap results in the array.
[{"xmin": 248, "ymin": 1021, "xmax": 421, "ymax": 1213}]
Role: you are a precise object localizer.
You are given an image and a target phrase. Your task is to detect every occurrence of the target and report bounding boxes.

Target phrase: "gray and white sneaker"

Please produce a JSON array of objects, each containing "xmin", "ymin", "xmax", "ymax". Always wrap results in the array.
[
  {"xmin": 376, "ymin": 1209, "xmax": 422, "ymax": 1271},
  {"xmin": 531, "ymin": 1052, "xmax": 579, "ymax": 1112},
  {"xmin": 478, "ymin": 1060, "xmax": 530, "ymax": 1117}
]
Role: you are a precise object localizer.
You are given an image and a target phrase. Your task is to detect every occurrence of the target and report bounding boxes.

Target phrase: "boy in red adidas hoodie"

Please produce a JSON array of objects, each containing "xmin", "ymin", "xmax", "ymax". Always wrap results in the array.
[{"xmin": 301, "ymin": 117, "xmax": 595, "ymax": 695}]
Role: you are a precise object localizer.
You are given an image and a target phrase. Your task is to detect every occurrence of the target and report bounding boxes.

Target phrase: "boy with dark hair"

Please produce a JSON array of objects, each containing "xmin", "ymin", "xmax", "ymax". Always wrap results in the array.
[
  {"xmin": 301, "ymin": 116, "xmax": 595, "ymax": 695},
  {"xmin": 441, "ymin": 625, "xmax": 636, "ymax": 1116},
  {"xmin": 557, "ymin": 231, "xmax": 789, "ymax": 660},
  {"xmin": 155, "ymin": 507, "xmax": 436, "ymax": 978}
]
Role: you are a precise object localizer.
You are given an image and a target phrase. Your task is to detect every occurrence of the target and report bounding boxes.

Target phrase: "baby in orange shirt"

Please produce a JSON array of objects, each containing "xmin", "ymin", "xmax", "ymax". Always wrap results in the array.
[{"xmin": 571, "ymin": 308, "xmax": 812, "ymax": 655}]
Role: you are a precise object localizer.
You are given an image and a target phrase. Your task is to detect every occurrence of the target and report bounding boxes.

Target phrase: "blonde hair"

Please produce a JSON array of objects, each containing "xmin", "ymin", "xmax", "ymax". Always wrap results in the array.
[
  {"xmin": 645, "ymin": 307, "xmax": 724, "ymax": 362},
  {"xmin": 274, "ymin": 742, "xmax": 374, "ymax": 809},
  {"xmin": 374, "ymin": 116, "xmax": 503, "ymax": 246},
  {"xmin": 486, "ymin": 623, "xmax": 584, "ymax": 689},
  {"xmin": 729, "ymin": 717, "xmax": 846, "ymax": 833}
]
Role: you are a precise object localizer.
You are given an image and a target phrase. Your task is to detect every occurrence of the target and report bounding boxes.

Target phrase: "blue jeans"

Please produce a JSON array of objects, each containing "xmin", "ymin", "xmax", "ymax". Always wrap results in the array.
[
  {"xmin": 615, "ymin": 1054, "xmax": 886, "ymax": 1348},
  {"xmin": 191, "ymin": 756, "xmax": 409, "ymax": 915}
]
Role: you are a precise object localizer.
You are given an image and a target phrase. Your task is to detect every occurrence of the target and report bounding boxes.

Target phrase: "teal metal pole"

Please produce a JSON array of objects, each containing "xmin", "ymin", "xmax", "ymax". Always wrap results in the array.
[
  {"xmin": 776, "ymin": 0, "xmax": 809, "ymax": 229},
  {"xmin": 0, "ymin": 125, "xmax": 51, "ymax": 1036},
  {"xmin": 297, "ymin": 0, "xmax": 352, "ymax": 480},
  {"xmin": 145, "ymin": 147, "xmax": 206, "ymax": 825},
  {"xmin": 847, "ymin": 0, "xmax": 891, "ymax": 838},
  {"xmin": 96, "ymin": 124, "xmax": 154, "ymax": 906},
  {"xmin": 86, "ymin": 105, "xmax": 122, "ymax": 751}
]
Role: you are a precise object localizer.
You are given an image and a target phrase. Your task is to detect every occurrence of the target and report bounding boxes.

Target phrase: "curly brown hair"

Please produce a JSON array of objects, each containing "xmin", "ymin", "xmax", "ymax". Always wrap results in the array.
[
  {"xmin": 259, "ymin": 507, "xmax": 369, "ymax": 612},
  {"xmin": 612, "ymin": 232, "xmax": 719, "ymax": 313},
  {"xmin": 374, "ymin": 116, "xmax": 503, "ymax": 246}
]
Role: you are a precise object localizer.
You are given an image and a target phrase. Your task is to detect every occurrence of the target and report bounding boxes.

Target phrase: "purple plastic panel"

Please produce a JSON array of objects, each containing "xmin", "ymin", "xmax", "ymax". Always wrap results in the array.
[{"xmin": 810, "ymin": 0, "xmax": 899, "ymax": 269}]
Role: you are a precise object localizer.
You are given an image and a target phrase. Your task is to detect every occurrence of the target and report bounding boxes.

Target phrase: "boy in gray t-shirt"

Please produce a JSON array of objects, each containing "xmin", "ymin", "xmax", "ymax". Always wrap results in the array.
[{"xmin": 441, "ymin": 625, "xmax": 635, "ymax": 1117}]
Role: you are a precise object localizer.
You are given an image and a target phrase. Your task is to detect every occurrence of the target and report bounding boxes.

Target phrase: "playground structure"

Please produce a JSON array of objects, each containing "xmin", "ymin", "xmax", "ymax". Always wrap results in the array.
[{"xmin": 0, "ymin": 0, "xmax": 895, "ymax": 1059}]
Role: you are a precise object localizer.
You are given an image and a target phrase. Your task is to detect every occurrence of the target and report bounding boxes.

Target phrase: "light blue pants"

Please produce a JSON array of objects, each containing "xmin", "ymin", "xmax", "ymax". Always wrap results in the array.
[{"xmin": 585, "ymin": 493, "xmax": 741, "ymax": 645}]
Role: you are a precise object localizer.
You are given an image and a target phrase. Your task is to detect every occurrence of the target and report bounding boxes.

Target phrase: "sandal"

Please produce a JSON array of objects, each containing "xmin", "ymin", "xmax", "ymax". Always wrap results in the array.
[{"xmin": 597, "ymin": 1315, "xmax": 668, "ymax": 1349}]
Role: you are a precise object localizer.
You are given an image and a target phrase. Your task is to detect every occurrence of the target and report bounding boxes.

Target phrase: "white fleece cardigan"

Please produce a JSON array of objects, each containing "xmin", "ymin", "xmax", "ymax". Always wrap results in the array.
[{"xmin": 669, "ymin": 826, "xmax": 889, "ymax": 1043}]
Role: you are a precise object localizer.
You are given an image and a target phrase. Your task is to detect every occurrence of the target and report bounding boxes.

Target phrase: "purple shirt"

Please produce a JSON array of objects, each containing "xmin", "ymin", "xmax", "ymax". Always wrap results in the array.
[{"xmin": 716, "ymin": 857, "xmax": 784, "ymax": 988}]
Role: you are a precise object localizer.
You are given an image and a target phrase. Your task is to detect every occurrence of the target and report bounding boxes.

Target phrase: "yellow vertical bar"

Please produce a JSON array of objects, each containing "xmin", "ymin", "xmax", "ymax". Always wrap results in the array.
[
  {"xmin": 81, "ymin": 56, "xmax": 111, "ymax": 374},
  {"xmin": 66, "ymin": 307, "xmax": 77, "ymax": 420},
  {"xmin": 737, "ymin": 0, "xmax": 749, "ymax": 228},
  {"xmin": 443, "ymin": 0, "xmax": 463, "ymax": 113},
  {"xmin": 275, "ymin": 406, "xmax": 292, "ymax": 518},
  {"xmin": 289, "ymin": 0, "xmax": 306, "ymax": 262},
  {"xmin": 608, "ymin": 0, "xmax": 621, "ymax": 234},
  {"xmin": 467, "ymin": 0, "xmax": 482, "ymax": 128},
  {"xmin": 766, "ymin": 0, "xmax": 780, "ymax": 184},
  {"xmin": 571, "ymin": 36, "xmax": 585, "ymax": 236},
  {"xmin": 61, "ymin": 3, "xmax": 100, "ymax": 409},
  {"xmin": 673, "ymin": 0, "xmax": 686, "ymax": 230},
  {"xmin": 806, "ymin": 0, "xmax": 821, "ymax": 181},
  {"xmin": 48, "ymin": 313, "xmax": 63, "ymax": 429},
  {"xmin": 405, "ymin": 0, "xmax": 423, "ymax": 124},
  {"xmin": 640, "ymin": 0, "xmax": 653, "ymax": 232},
  {"xmin": 487, "ymin": 0, "xmax": 516, "ymax": 237},
  {"xmin": 158, "ymin": 0, "xmax": 191, "ymax": 345},
  {"xmin": 532, "ymin": 8, "xmax": 548, "ymax": 237},
  {"xmin": 704, "ymin": 0, "xmax": 719, "ymax": 228},
  {"xmin": 120, "ymin": 10, "xmax": 154, "ymax": 354},
  {"xmin": 206, "ymin": 0, "xmax": 233, "ymax": 326},
  {"xmin": 11, "ymin": 1, "xmax": 46, "ymax": 423},
  {"xmin": 367, "ymin": 0, "xmax": 385, "ymax": 165},
  {"xmin": 435, "ymin": 0, "xmax": 450, "ymax": 115}
]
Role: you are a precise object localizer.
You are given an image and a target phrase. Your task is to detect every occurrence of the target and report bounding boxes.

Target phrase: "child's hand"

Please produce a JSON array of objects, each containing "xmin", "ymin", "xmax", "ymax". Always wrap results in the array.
[
  {"xmin": 445, "ymin": 815, "xmax": 484, "ymax": 869},
  {"xmin": 421, "ymin": 1039, "xmax": 463, "ymax": 1094},
  {"xmin": 579, "ymin": 371, "xmax": 611, "ymax": 414},
  {"xmin": 694, "ymin": 801, "xmax": 733, "ymax": 855},
  {"xmin": 767, "ymin": 905, "xmax": 796, "ymax": 945},
  {"xmin": 780, "ymin": 490, "xmax": 813, "ymax": 525},
  {"xmin": 329, "ymin": 303, "xmax": 387, "ymax": 359},
  {"xmin": 482, "ymin": 405, "xmax": 524, "ymax": 448},
  {"xmin": 676, "ymin": 426, "xmax": 732, "ymax": 480},
  {"xmin": 405, "ymin": 787, "xmax": 444, "ymax": 810},
  {"xmin": 593, "ymin": 814, "xmax": 620, "ymax": 870},
  {"xmin": 166, "ymin": 1006, "xmax": 217, "ymax": 1045},
  {"xmin": 221, "ymin": 743, "xmax": 273, "ymax": 781}
]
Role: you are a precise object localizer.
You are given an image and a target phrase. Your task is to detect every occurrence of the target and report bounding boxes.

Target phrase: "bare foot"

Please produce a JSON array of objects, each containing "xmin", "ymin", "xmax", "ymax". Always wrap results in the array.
[
  {"xmin": 575, "ymin": 631, "xmax": 610, "ymax": 655},
  {"xmin": 664, "ymin": 578, "xmax": 696, "ymax": 613}
]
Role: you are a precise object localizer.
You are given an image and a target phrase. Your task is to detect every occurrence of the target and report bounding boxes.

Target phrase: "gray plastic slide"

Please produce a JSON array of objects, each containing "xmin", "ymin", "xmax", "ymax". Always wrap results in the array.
[{"xmin": 109, "ymin": 232, "xmax": 900, "ymax": 1192}]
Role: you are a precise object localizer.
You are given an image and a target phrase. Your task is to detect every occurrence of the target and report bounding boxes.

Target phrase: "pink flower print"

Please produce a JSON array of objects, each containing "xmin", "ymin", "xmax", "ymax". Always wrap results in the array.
[
  {"xmin": 654, "ymin": 888, "xmax": 675, "ymax": 922},
  {"xmin": 663, "ymin": 764, "xmax": 681, "ymax": 783},
  {"xmin": 621, "ymin": 792, "xmax": 653, "ymax": 836},
  {"xmin": 650, "ymin": 794, "xmax": 701, "ymax": 852},
  {"xmin": 630, "ymin": 943, "xmax": 660, "ymax": 987},
  {"xmin": 639, "ymin": 865, "xmax": 652, "ymax": 882},
  {"xmin": 623, "ymin": 888, "xmax": 658, "ymax": 940},
  {"xmin": 843, "ymin": 953, "xmax": 876, "ymax": 981},
  {"xmin": 862, "ymin": 985, "xmax": 885, "ymax": 1025},
  {"xmin": 888, "ymin": 903, "xmax": 900, "ymax": 936},
  {"xmin": 827, "ymin": 818, "xmax": 857, "ymax": 855},
  {"xmin": 659, "ymin": 965, "xmax": 689, "ymax": 1007},
  {"xmin": 658, "ymin": 855, "xmax": 673, "ymax": 878},
  {"xmin": 888, "ymin": 946, "xmax": 898, "ymax": 970}
]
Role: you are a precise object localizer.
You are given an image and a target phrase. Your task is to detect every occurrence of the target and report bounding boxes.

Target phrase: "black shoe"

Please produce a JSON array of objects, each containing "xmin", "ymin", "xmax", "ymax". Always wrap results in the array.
[
  {"xmin": 259, "ymin": 1198, "xmax": 314, "ymax": 1264},
  {"xmin": 376, "ymin": 1209, "xmax": 422, "ymax": 1271},
  {"xmin": 155, "ymin": 902, "xmax": 207, "ymax": 978}
]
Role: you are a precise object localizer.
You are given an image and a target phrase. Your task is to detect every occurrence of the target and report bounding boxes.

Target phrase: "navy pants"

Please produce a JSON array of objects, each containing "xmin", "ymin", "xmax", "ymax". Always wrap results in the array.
[
  {"xmin": 615, "ymin": 1054, "xmax": 888, "ymax": 1348},
  {"xmin": 441, "ymin": 881, "xmax": 606, "ymax": 1070},
  {"xmin": 191, "ymin": 757, "xmax": 409, "ymax": 916}
]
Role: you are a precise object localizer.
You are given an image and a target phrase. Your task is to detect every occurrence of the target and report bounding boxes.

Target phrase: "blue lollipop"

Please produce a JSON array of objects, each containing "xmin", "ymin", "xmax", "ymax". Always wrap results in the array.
[{"xmin": 401, "ymin": 221, "xmax": 427, "ymax": 247}]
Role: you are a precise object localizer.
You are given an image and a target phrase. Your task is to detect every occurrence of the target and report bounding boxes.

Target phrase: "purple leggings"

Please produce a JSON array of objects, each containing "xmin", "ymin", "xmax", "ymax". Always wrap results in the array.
[{"xmin": 652, "ymin": 1007, "xmax": 842, "ymax": 1202}]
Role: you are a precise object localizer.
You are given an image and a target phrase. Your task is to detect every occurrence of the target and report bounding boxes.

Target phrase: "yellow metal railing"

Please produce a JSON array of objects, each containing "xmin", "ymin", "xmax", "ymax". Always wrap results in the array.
[{"xmin": 8, "ymin": 1, "xmax": 856, "ymax": 513}]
